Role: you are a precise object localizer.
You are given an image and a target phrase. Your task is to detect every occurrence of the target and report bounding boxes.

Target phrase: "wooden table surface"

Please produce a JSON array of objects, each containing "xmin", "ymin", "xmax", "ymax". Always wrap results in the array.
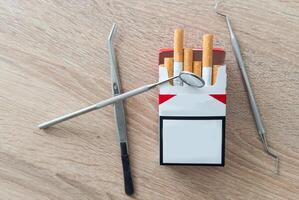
[{"xmin": 0, "ymin": 0, "xmax": 298, "ymax": 199}]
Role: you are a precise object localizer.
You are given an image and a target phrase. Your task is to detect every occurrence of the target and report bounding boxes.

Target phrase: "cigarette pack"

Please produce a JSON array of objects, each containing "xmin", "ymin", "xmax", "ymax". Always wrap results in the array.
[{"xmin": 159, "ymin": 48, "xmax": 226, "ymax": 165}]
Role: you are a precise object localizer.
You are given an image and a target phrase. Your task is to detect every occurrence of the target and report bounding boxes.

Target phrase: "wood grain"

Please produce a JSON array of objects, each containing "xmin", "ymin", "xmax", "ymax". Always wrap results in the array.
[{"xmin": 0, "ymin": 0, "xmax": 299, "ymax": 199}]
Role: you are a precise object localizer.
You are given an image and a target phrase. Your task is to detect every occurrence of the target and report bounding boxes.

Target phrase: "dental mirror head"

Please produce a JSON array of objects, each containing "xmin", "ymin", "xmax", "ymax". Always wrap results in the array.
[{"xmin": 178, "ymin": 71, "xmax": 205, "ymax": 88}]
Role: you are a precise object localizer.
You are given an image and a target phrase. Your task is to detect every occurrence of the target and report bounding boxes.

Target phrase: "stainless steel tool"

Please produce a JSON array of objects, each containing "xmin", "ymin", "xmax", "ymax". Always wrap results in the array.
[
  {"xmin": 214, "ymin": 0, "xmax": 279, "ymax": 173},
  {"xmin": 108, "ymin": 23, "xmax": 133, "ymax": 195},
  {"xmin": 38, "ymin": 71, "xmax": 204, "ymax": 129}
]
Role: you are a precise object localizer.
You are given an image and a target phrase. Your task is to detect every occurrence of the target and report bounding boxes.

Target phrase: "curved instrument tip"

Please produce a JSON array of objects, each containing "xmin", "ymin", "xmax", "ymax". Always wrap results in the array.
[
  {"xmin": 214, "ymin": 0, "xmax": 227, "ymax": 17},
  {"xmin": 266, "ymin": 147, "xmax": 280, "ymax": 174},
  {"xmin": 108, "ymin": 23, "xmax": 118, "ymax": 43},
  {"xmin": 261, "ymin": 135, "xmax": 280, "ymax": 174}
]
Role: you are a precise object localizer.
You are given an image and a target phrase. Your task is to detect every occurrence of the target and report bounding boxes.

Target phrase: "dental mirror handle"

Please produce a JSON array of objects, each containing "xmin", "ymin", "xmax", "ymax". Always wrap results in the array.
[
  {"xmin": 226, "ymin": 17, "xmax": 265, "ymax": 137},
  {"xmin": 38, "ymin": 76, "xmax": 178, "ymax": 129},
  {"xmin": 38, "ymin": 84, "xmax": 154, "ymax": 129}
]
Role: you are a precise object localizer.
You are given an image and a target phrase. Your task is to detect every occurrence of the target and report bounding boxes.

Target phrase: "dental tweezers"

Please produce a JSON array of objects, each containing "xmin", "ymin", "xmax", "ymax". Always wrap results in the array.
[{"xmin": 108, "ymin": 23, "xmax": 134, "ymax": 195}]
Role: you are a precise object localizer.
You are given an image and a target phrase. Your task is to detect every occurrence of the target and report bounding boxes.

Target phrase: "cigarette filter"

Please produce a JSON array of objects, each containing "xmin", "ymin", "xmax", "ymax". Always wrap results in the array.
[
  {"xmin": 212, "ymin": 65, "xmax": 220, "ymax": 85},
  {"xmin": 193, "ymin": 61, "xmax": 202, "ymax": 77},
  {"xmin": 164, "ymin": 57, "xmax": 174, "ymax": 85},
  {"xmin": 173, "ymin": 29, "xmax": 184, "ymax": 86},
  {"xmin": 202, "ymin": 34, "xmax": 214, "ymax": 86},
  {"xmin": 183, "ymin": 48, "xmax": 193, "ymax": 72}
]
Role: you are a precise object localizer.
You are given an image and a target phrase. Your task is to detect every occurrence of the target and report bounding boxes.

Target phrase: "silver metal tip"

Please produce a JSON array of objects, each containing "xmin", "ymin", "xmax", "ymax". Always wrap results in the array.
[
  {"xmin": 261, "ymin": 134, "xmax": 280, "ymax": 174},
  {"xmin": 108, "ymin": 23, "xmax": 117, "ymax": 43},
  {"xmin": 214, "ymin": 0, "xmax": 226, "ymax": 17}
]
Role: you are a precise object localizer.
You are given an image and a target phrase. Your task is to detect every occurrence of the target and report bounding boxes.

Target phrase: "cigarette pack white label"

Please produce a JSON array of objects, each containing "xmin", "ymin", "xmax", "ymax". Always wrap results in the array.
[{"xmin": 162, "ymin": 118, "xmax": 223, "ymax": 164}]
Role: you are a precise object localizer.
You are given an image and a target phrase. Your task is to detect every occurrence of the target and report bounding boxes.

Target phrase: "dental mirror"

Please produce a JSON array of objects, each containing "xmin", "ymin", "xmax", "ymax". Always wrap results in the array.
[
  {"xmin": 38, "ymin": 71, "xmax": 205, "ymax": 129},
  {"xmin": 179, "ymin": 71, "xmax": 205, "ymax": 87}
]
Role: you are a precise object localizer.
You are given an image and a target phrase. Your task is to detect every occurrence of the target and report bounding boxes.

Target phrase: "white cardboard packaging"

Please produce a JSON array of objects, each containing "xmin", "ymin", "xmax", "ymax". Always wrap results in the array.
[{"xmin": 159, "ymin": 48, "xmax": 226, "ymax": 165}]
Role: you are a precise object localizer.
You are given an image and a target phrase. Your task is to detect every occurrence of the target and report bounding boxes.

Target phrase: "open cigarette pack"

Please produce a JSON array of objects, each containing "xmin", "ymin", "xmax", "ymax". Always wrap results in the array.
[{"xmin": 159, "ymin": 48, "xmax": 226, "ymax": 165}]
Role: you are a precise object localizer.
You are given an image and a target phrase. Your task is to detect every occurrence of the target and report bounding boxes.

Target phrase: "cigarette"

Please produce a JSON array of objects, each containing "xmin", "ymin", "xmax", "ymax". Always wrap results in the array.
[
  {"xmin": 193, "ymin": 61, "xmax": 202, "ymax": 77},
  {"xmin": 173, "ymin": 29, "xmax": 184, "ymax": 86},
  {"xmin": 164, "ymin": 57, "xmax": 174, "ymax": 85},
  {"xmin": 183, "ymin": 48, "xmax": 193, "ymax": 72},
  {"xmin": 212, "ymin": 65, "xmax": 220, "ymax": 85},
  {"xmin": 202, "ymin": 34, "xmax": 214, "ymax": 86}
]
